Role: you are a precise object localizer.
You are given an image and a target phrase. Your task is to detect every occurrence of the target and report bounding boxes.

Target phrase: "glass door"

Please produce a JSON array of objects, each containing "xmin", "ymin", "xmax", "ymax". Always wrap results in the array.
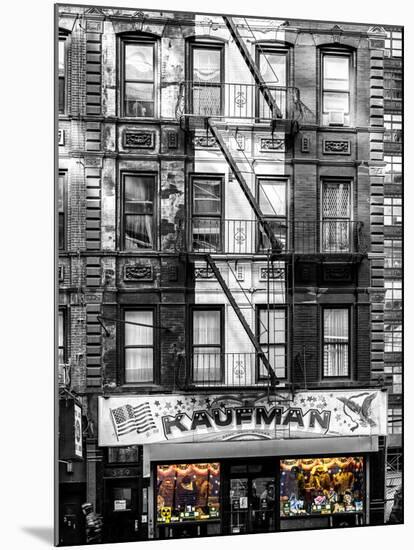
[{"xmin": 228, "ymin": 476, "xmax": 276, "ymax": 534}]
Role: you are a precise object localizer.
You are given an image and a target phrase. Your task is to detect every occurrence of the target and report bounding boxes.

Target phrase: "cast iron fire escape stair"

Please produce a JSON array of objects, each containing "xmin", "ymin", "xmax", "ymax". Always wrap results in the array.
[
  {"xmin": 208, "ymin": 119, "xmax": 283, "ymax": 253},
  {"xmin": 203, "ymin": 253, "xmax": 279, "ymax": 386},
  {"xmin": 223, "ymin": 15, "xmax": 283, "ymax": 120}
]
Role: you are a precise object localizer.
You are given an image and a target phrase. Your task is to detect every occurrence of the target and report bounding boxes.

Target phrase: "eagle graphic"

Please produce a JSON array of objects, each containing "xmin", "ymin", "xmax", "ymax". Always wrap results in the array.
[{"xmin": 336, "ymin": 392, "xmax": 377, "ymax": 432}]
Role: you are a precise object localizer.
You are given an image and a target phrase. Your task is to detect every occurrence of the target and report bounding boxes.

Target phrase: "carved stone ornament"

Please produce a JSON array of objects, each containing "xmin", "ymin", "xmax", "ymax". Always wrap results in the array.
[
  {"xmin": 194, "ymin": 266, "xmax": 215, "ymax": 279},
  {"xmin": 323, "ymin": 140, "xmax": 350, "ymax": 154},
  {"xmin": 322, "ymin": 265, "xmax": 353, "ymax": 282},
  {"xmin": 167, "ymin": 131, "xmax": 178, "ymax": 149},
  {"xmin": 124, "ymin": 264, "xmax": 153, "ymax": 281},
  {"xmin": 123, "ymin": 130, "xmax": 155, "ymax": 149},
  {"xmin": 260, "ymin": 138, "xmax": 285, "ymax": 152},
  {"xmin": 193, "ymin": 135, "xmax": 217, "ymax": 148},
  {"xmin": 260, "ymin": 267, "xmax": 285, "ymax": 280}
]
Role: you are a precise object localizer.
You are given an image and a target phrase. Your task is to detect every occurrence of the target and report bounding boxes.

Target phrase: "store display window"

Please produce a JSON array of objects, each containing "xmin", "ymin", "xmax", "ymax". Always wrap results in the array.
[
  {"xmin": 156, "ymin": 463, "xmax": 220, "ymax": 523},
  {"xmin": 280, "ymin": 457, "xmax": 364, "ymax": 517}
]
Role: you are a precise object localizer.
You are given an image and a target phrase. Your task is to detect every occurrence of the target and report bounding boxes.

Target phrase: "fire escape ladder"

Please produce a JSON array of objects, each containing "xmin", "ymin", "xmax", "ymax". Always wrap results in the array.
[
  {"xmin": 208, "ymin": 120, "xmax": 282, "ymax": 252},
  {"xmin": 204, "ymin": 253, "xmax": 278, "ymax": 386},
  {"xmin": 223, "ymin": 16, "xmax": 283, "ymax": 119}
]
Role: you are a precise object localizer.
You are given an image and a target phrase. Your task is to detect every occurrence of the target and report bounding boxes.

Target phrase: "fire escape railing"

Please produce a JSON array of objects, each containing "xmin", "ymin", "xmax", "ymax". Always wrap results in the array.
[
  {"xmin": 176, "ymin": 81, "xmax": 302, "ymax": 121},
  {"xmin": 189, "ymin": 219, "xmax": 366, "ymax": 255}
]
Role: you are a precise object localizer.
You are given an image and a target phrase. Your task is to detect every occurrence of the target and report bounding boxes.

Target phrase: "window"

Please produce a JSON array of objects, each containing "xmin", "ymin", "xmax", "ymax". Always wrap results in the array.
[
  {"xmin": 257, "ymin": 49, "xmax": 288, "ymax": 118},
  {"xmin": 385, "ymin": 280, "xmax": 402, "ymax": 310},
  {"xmin": 322, "ymin": 181, "xmax": 351, "ymax": 252},
  {"xmin": 257, "ymin": 307, "xmax": 287, "ymax": 379},
  {"xmin": 322, "ymin": 52, "xmax": 351, "ymax": 125},
  {"xmin": 387, "ymin": 407, "xmax": 402, "ymax": 434},
  {"xmin": 258, "ymin": 178, "xmax": 287, "ymax": 251},
  {"xmin": 384, "ymin": 239, "xmax": 402, "ymax": 268},
  {"xmin": 124, "ymin": 309, "xmax": 154, "ymax": 384},
  {"xmin": 384, "ymin": 155, "xmax": 402, "ymax": 185},
  {"xmin": 190, "ymin": 42, "xmax": 223, "ymax": 116},
  {"xmin": 192, "ymin": 308, "xmax": 223, "ymax": 383},
  {"xmin": 384, "ymin": 70, "xmax": 402, "ymax": 101},
  {"xmin": 384, "ymin": 363, "xmax": 402, "ymax": 394},
  {"xmin": 58, "ymin": 310, "xmax": 66, "ymax": 364},
  {"xmin": 384, "ymin": 321, "xmax": 402, "ymax": 353},
  {"xmin": 122, "ymin": 173, "xmax": 155, "ymax": 250},
  {"xmin": 384, "ymin": 197, "xmax": 402, "ymax": 226},
  {"xmin": 385, "ymin": 30, "xmax": 402, "ymax": 58},
  {"xmin": 122, "ymin": 38, "xmax": 156, "ymax": 117},
  {"xmin": 58, "ymin": 34, "xmax": 68, "ymax": 114},
  {"xmin": 58, "ymin": 171, "xmax": 66, "ymax": 250},
  {"xmin": 156, "ymin": 463, "xmax": 221, "ymax": 523},
  {"xmin": 107, "ymin": 446, "xmax": 139, "ymax": 463},
  {"xmin": 323, "ymin": 308, "xmax": 350, "ymax": 377},
  {"xmin": 191, "ymin": 176, "xmax": 222, "ymax": 252},
  {"xmin": 384, "ymin": 114, "xmax": 402, "ymax": 143},
  {"xmin": 280, "ymin": 457, "xmax": 365, "ymax": 517}
]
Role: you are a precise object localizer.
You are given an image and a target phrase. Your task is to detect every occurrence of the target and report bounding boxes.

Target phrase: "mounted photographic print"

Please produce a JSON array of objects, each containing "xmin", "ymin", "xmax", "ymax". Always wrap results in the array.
[{"xmin": 55, "ymin": 2, "xmax": 403, "ymax": 545}]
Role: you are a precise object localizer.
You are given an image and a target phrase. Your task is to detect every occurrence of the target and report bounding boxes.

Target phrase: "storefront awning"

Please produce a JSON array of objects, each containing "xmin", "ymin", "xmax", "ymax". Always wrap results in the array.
[{"xmin": 142, "ymin": 435, "xmax": 378, "ymax": 476}]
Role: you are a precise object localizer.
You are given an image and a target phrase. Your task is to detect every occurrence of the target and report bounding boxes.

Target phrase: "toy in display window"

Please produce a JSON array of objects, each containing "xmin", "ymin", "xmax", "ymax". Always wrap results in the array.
[
  {"xmin": 156, "ymin": 463, "xmax": 220, "ymax": 524},
  {"xmin": 280, "ymin": 457, "xmax": 364, "ymax": 517}
]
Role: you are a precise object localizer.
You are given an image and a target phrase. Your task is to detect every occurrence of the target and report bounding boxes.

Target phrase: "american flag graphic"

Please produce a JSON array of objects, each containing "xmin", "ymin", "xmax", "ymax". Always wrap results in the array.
[{"xmin": 110, "ymin": 403, "xmax": 156, "ymax": 438}]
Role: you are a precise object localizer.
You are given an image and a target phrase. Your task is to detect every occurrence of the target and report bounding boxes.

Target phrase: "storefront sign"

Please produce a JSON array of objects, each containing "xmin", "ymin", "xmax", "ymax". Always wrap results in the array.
[
  {"xmin": 98, "ymin": 390, "xmax": 387, "ymax": 446},
  {"xmin": 74, "ymin": 404, "xmax": 83, "ymax": 458},
  {"xmin": 114, "ymin": 500, "xmax": 127, "ymax": 511}
]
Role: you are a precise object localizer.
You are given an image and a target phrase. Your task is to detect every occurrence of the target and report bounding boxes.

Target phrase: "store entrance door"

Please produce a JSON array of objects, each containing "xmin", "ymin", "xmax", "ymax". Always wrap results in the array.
[
  {"xmin": 104, "ymin": 479, "xmax": 141, "ymax": 543},
  {"xmin": 228, "ymin": 476, "xmax": 276, "ymax": 535}
]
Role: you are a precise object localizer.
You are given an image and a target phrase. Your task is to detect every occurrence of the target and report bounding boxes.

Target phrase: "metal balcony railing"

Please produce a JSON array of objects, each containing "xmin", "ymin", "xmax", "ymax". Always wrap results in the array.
[
  {"xmin": 190, "ymin": 352, "xmax": 285, "ymax": 387},
  {"xmin": 189, "ymin": 218, "xmax": 366, "ymax": 255},
  {"xmin": 176, "ymin": 81, "xmax": 302, "ymax": 121}
]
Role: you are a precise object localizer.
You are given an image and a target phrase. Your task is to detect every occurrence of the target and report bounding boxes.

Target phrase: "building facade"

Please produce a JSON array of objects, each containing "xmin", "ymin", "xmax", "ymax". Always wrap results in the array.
[{"xmin": 57, "ymin": 5, "xmax": 402, "ymax": 545}]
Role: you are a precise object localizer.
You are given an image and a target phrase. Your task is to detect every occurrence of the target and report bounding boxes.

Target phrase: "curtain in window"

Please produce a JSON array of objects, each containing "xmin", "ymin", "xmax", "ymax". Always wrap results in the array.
[
  {"xmin": 193, "ymin": 310, "xmax": 221, "ymax": 382},
  {"xmin": 323, "ymin": 309, "xmax": 349, "ymax": 376},
  {"xmin": 125, "ymin": 311, "xmax": 153, "ymax": 383},
  {"xmin": 124, "ymin": 175, "xmax": 154, "ymax": 249},
  {"xmin": 192, "ymin": 47, "xmax": 222, "ymax": 116}
]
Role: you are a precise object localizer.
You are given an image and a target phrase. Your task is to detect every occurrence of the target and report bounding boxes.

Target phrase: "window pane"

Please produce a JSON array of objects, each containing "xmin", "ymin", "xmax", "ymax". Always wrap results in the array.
[
  {"xmin": 193, "ymin": 48, "xmax": 221, "ymax": 82},
  {"xmin": 124, "ymin": 175, "xmax": 154, "ymax": 212},
  {"xmin": 157, "ymin": 463, "xmax": 221, "ymax": 523},
  {"xmin": 323, "ymin": 92, "xmax": 349, "ymax": 113},
  {"xmin": 280, "ymin": 457, "xmax": 364, "ymax": 517},
  {"xmin": 260, "ymin": 52, "xmax": 286, "ymax": 85},
  {"xmin": 124, "ymin": 83, "xmax": 154, "ymax": 117},
  {"xmin": 192, "ymin": 218, "xmax": 221, "ymax": 252},
  {"xmin": 324, "ymin": 56, "xmax": 349, "ymax": 90},
  {"xmin": 193, "ymin": 310, "xmax": 220, "ymax": 346},
  {"xmin": 59, "ymin": 77, "xmax": 65, "ymax": 113},
  {"xmin": 259, "ymin": 180, "xmax": 286, "ymax": 216},
  {"xmin": 324, "ymin": 309, "xmax": 349, "ymax": 341},
  {"xmin": 323, "ymin": 182, "xmax": 350, "ymax": 218},
  {"xmin": 125, "ymin": 348, "xmax": 153, "ymax": 383},
  {"xmin": 259, "ymin": 309, "xmax": 285, "ymax": 344},
  {"xmin": 193, "ymin": 179, "xmax": 221, "ymax": 214},
  {"xmin": 58, "ymin": 40, "xmax": 65, "ymax": 73},
  {"xmin": 192, "ymin": 85, "xmax": 222, "ymax": 116},
  {"xmin": 125, "ymin": 310, "xmax": 153, "ymax": 345},
  {"xmin": 125, "ymin": 43, "xmax": 154, "ymax": 80},
  {"xmin": 124, "ymin": 215, "xmax": 153, "ymax": 249},
  {"xmin": 259, "ymin": 345, "xmax": 286, "ymax": 378},
  {"xmin": 193, "ymin": 349, "xmax": 221, "ymax": 382}
]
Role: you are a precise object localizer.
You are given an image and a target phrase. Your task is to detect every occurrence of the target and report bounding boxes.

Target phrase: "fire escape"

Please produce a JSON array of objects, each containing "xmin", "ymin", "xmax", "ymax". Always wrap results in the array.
[{"xmin": 175, "ymin": 16, "xmax": 367, "ymax": 393}]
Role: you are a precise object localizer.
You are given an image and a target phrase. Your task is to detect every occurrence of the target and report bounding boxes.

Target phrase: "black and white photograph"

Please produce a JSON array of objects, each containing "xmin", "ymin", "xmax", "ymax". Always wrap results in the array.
[{"xmin": 55, "ymin": 1, "xmax": 404, "ymax": 546}]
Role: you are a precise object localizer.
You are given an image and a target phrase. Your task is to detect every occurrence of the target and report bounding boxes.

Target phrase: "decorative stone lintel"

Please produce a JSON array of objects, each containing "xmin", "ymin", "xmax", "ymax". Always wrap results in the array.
[
  {"xmin": 260, "ymin": 138, "xmax": 285, "ymax": 152},
  {"xmin": 124, "ymin": 264, "xmax": 153, "ymax": 281},
  {"xmin": 323, "ymin": 139, "xmax": 351, "ymax": 154},
  {"xmin": 123, "ymin": 130, "xmax": 155, "ymax": 149}
]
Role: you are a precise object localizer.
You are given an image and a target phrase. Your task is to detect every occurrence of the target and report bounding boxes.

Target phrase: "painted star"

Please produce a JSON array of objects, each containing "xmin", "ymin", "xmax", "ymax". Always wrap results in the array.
[
  {"xmin": 300, "ymin": 398, "xmax": 306, "ymax": 405},
  {"xmin": 177, "ymin": 400, "xmax": 183, "ymax": 406},
  {"xmin": 220, "ymin": 402, "xmax": 226, "ymax": 409},
  {"xmin": 155, "ymin": 413, "xmax": 159, "ymax": 417},
  {"xmin": 191, "ymin": 398, "xmax": 197, "ymax": 404},
  {"xmin": 154, "ymin": 400, "xmax": 160, "ymax": 407},
  {"xmin": 165, "ymin": 402, "xmax": 172, "ymax": 409},
  {"xmin": 335, "ymin": 414, "xmax": 342, "ymax": 421}
]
